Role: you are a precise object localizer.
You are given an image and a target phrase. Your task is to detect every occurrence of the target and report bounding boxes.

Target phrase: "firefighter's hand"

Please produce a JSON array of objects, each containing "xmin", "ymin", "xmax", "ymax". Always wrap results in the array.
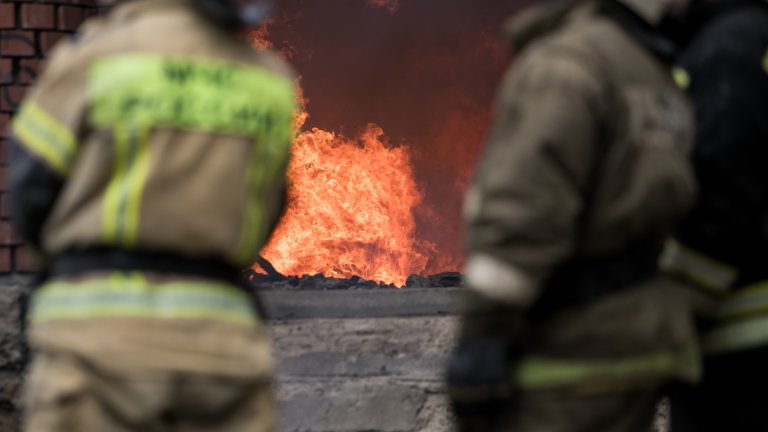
[{"xmin": 446, "ymin": 335, "xmax": 515, "ymax": 432}]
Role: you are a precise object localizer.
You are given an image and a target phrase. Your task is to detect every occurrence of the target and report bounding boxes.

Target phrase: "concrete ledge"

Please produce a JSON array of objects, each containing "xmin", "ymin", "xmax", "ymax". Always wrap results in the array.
[
  {"xmin": 0, "ymin": 276, "xmax": 31, "ymax": 432},
  {"xmin": 277, "ymin": 379, "xmax": 450, "ymax": 432},
  {"xmin": 261, "ymin": 287, "xmax": 460, "ymax": 320},
  {"xmin": 270, "ymin": 316, "xmax": 458, "ymax": 432}
]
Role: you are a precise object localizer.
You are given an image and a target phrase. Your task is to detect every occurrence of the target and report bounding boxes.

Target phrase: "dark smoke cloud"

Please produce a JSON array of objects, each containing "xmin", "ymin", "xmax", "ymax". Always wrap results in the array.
[{"xmin": 270, "ymin": 0, "xmax": 531, "ymax": 272}]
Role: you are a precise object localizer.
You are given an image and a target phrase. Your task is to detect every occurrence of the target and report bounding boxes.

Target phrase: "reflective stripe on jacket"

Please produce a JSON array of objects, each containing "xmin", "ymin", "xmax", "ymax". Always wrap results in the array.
[
  {"xmin": 661, "ymin": 240, "xmax": 768, "ymax": 355},
  {"xmin": 705, "ymin": 282, "xmax": 768, "ymax": 354}
]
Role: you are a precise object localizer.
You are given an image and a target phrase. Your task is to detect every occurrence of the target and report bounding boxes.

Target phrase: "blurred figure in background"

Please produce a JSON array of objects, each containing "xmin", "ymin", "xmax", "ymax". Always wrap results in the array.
[
  {"xmin": 447, "ymin": 0, "xmax": 701, "ymax": 430},
  {"xmin": 9, "ymin": 0, "xmax": 295, "ymax": 430},
  {"xmin": 659, "ymin": 1, "xmax": 768, "ymax": 431}
]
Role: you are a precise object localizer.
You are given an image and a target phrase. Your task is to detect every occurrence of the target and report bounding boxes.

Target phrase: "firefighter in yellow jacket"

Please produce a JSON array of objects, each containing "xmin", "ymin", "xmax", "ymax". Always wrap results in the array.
[
  {"xmin": 9, "ymin": 0, "xmax": 296, "ymax": 430},
  {"xmin": 447, "ymin": 0, "xmax": 702, "ymax": 431}
]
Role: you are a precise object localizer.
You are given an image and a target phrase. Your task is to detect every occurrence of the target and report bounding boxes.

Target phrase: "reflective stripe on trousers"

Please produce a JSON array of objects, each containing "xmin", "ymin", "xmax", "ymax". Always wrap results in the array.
[
  {"xmin": 31, "ymin": 272, "xmax": 257, "ymax": 326},
  {"xmin": 514, "ymin": 346, "xmax": 701, "ymax": 391}
]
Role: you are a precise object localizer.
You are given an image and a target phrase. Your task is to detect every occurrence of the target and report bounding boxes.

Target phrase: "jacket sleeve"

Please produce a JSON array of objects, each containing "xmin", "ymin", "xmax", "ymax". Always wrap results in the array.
[
  {"xmin": 464, "ymin": 49, "xmax": 608, "ymax": 307},
  {"xmin": 8, "ymin": 36, "xmax": 86, "ymax": 250},
  {"xmin": 8, "ymin": 139, "xmax": 66, "ymax": 249},
  {"xmin": 675, "ymin": 18, "xmax": 768, "ymax": 267}
]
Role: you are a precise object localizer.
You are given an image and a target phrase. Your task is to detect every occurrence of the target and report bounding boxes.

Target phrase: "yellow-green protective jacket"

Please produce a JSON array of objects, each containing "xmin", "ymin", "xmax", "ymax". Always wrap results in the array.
[
  {"xmin": 463, "ymin": 0, "xmax": 701, "ymax": 393},
  {"xmin": 10, "ymin": 0, "xmax": 296, "ymax": 377}
]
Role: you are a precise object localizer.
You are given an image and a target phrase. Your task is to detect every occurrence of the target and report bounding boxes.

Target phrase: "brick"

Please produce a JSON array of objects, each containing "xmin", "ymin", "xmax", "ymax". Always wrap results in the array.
[
  {"xmin": 40, "ymin": 31, "xmax": 68, "ymax": 55},
  {"xmin": 84, "ymin": 7, "xmax": 100, "ymax": 19},
  {"xmin": 0, "ymin": 31, "xmax": 36, "ymax": 57},
  {"xmin": 69, "ymin": 0, "xmax": 100, "ymax": 6},
  {"xmin": 58, "ymin": 6, "xmax": 85, "ymax": 31},
  {"xmin": 15, "ymin": 246, "xmax": 40, "ymax": 272},
  {"xmin": 19, "ymin": 58, "xmax": 42, "ymax": 85},
  {"xmin": 0, "ymin": 220, "xmax": 13, "ymax": 246},
  {"xmin": 20, "ymin": 3, "xmax": 55, "ymax": 30},
  {"xmin": 0, "ymin": 85, "xmax": 27, "ymax": 113},
  {"xmin": 0, "ymin": 4, "xmax": 15, "ymax": 29},
  {"xmin": 9, "ymin": 230, "xmax": 22, "ymax": 247},
  {"xmin": 0, "ymin": 58, "xmax": 12, "ymax": 84},
  {"xmin": 0, "ymin": 247, "xmax": 11, "ymax": 273},
  {"xmin": 0, "ymin": 194, "xmax": 10, "ymax": 219},
  {"xmin": 0, "ymin": 139, "xmax": 9, "ymax": 166},
  {"xmin": 0, "ymin": 114, "xmax": 9, "ymax": 138}
]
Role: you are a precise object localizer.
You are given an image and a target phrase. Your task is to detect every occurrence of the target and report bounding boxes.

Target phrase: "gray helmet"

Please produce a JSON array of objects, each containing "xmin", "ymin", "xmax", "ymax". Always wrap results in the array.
[{"xmin": 238, "ymin": 0, "xmax": 275, "ymax": 27}]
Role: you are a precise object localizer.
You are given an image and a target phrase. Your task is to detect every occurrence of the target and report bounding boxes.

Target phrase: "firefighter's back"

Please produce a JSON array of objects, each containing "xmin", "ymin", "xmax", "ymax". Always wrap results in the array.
[{"xmin": 11, "ymin": 1, "xmax": 296, "ymax": 431}]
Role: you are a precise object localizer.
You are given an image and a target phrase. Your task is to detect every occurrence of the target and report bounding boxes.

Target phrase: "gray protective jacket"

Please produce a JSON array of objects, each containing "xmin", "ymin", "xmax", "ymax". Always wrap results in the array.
[{"xmin": 463, "ymin": 0, "xmax": 700, "ymax": 391}]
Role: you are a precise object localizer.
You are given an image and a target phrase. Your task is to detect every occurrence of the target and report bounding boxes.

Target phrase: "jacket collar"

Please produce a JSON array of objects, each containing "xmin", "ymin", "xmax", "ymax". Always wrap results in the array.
[
  {"xmin": 504, "ymin": 0, "xmax": 677, "ymax": 63},
  {"xmin": 611, "ymin": 0, "xmax": 666, "ymax": 24},
  {"xmin": 503, "ymin": 0, "xmax": 587, "ymax": 53},
  {"xmin": 110, "ymin": 0, "xmax": 195, "ymax": 21},
  {"xmin": 598, "ymin": 0, "xmax": 678, "ymax": 62}
]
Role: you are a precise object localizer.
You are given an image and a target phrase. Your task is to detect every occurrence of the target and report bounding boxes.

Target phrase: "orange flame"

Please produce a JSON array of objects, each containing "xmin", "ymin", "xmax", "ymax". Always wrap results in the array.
[
  {"xmin": 248, "ymin": 12, "xmax": 460, "ymax": 286},
  {"xmin": 261, "ymin": 125, "xmax": 433, "ymax": 286},
  {"xmin": 247, "ymin": 26, "xmax": 273, "ymax": 51}
]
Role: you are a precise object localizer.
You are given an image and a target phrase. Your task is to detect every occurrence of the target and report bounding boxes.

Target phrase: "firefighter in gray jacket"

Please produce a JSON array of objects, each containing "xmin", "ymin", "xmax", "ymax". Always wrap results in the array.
[{"xmin": 447, "ymin": 0, "xmax": 701, "ymax": 430}]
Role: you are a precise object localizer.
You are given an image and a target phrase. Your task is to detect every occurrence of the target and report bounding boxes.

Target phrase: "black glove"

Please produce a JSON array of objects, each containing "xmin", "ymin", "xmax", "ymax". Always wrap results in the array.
[
  {"xmin": 446, "ymin": 335, "xmax": 515, "ymax": 432},
  {"xmin": 445, "ymin": 290, "xmax": 525, "ymax": 432}
]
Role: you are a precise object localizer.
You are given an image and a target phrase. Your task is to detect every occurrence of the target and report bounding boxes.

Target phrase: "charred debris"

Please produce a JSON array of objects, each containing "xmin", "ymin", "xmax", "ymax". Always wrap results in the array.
[{"xmin": 244, "ymin": 256, "xmax": 463, "ymax": 290}]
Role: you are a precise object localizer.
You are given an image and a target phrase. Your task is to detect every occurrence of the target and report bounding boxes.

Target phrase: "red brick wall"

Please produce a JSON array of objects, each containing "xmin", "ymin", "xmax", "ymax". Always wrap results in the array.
[
  {"xmin": 0, "ymin": 5, "xmax": 99, "ymax": 429},
  {"xmin": 0, "ymin": 0, "xmax": 100, "ymax": 274}
]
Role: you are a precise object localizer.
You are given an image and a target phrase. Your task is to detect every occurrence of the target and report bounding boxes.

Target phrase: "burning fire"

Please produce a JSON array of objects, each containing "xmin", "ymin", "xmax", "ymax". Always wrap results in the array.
[
  {"xmin": 245, "ymin": 3, "xmax": 457, "ymax": 286},
  {"xmin": 247, "ymin": 1, "xmax": 512, "ymax": 286},
  {"xmin": 248, "ymin": 37, "xmax": 439, "ymax": 286},
  {"xmin": 260, "ymin": 125, "xmax": 434, "ymax": 286}
]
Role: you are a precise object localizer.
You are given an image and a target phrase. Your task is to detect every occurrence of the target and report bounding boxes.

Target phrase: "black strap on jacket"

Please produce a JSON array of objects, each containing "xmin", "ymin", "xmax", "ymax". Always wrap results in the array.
[
  {"xmin": 51, "ymin": 248, "xmax": 268, "ymax": 317},
  {"xmin": 52, "ymin": 248, "xmax": 242, "ymax": 285},
  {"xmin": 529, "ymin": 240, "xmax": 663, "ymax": 319}
]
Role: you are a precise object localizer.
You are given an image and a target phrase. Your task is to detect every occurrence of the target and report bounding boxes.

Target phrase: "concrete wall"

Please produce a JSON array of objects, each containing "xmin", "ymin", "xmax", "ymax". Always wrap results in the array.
[
  {"xmin": 1, "ymin": 0, "xmax": 101, "ymax": 273},
  {"xmin": 264, "ymin": 288, "xmax": 460, "ymax": 432},
  {"xmin": 272, "ymin": 316, "xmax": 457, "ymax": 432},
  {"xmin": 0, "ymin": 277, "xmax": 30, "ymax": 431}
]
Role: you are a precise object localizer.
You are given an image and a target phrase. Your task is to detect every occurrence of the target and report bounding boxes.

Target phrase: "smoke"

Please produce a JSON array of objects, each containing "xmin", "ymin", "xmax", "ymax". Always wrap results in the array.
[
  {"xmin": 367, "ymin": 0, "xmax": 399, "ymax": 14},
  {"xmin": 267, "ymin": 0, "xmax": 529, "ymax": 272}
]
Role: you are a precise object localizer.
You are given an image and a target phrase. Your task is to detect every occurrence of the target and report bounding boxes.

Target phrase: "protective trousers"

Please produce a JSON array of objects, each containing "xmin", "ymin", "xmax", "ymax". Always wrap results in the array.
[
  {"xmin": 24, "ymin": 349, "xmax": 277, "ymax": 432},
  {"xmin": 459, "ymin": 389, "xmax": 659, "ymax": 432}
]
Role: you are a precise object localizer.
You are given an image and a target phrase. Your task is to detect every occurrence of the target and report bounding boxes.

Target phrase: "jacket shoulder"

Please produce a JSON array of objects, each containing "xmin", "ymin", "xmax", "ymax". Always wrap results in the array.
[
  {"xmin": 511, "ymin": 14, "xmax": 625, "ymax": 97},
  {"xmin": 244, "ymin": 49, "xmax": 296, "ymax": 81}
]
